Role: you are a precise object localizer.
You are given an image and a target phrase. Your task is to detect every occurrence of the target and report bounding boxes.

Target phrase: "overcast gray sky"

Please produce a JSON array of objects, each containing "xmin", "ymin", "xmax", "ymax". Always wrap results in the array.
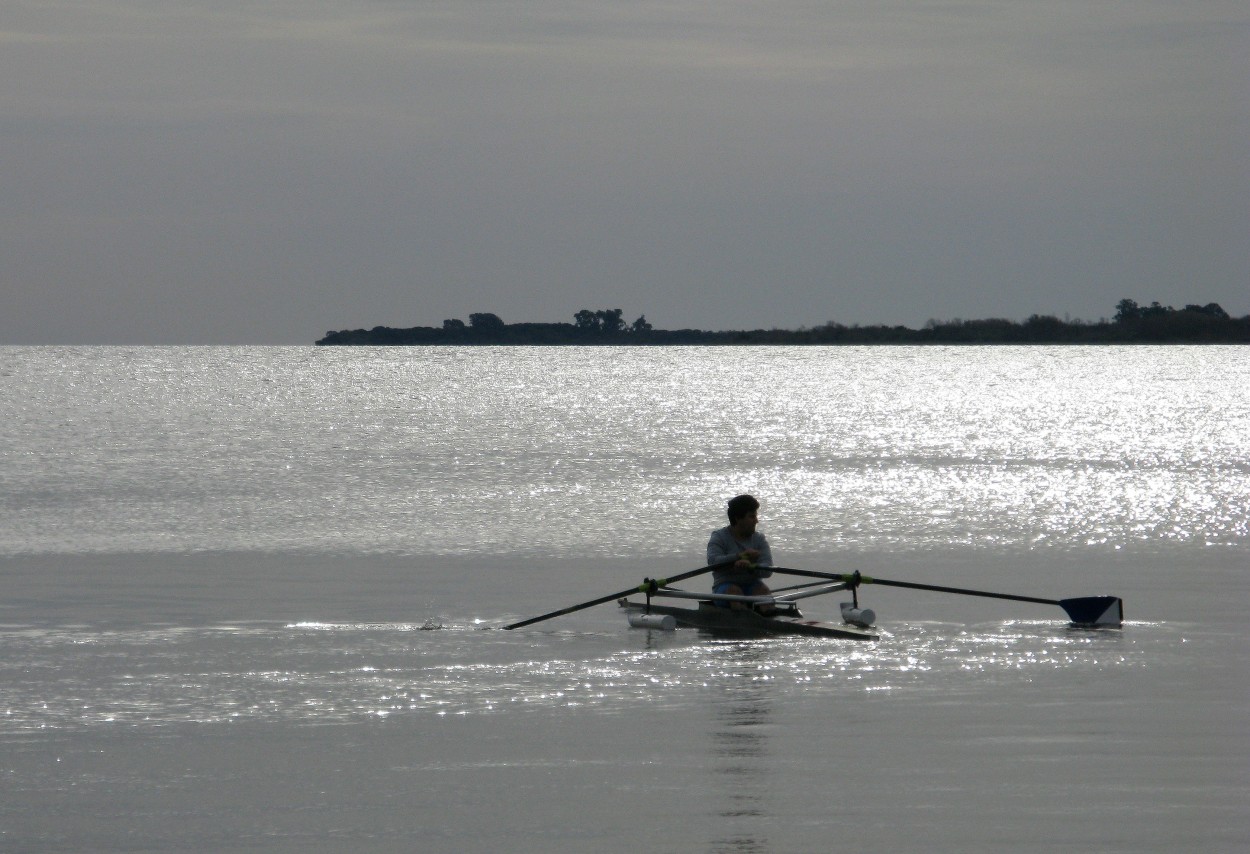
[{"xmin": 3, "ymin": 0, "xmax": 1246, "ymax": 344}]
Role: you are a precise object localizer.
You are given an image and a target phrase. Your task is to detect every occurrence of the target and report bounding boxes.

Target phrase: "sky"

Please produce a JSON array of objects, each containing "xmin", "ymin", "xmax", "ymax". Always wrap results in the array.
[{"xmin": 2, "ymin": 0, "xmax": 1247, "ymax": 344}]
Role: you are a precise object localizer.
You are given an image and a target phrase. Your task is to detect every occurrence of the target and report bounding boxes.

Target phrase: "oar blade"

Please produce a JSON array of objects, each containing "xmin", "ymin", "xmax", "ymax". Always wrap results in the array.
[{"xmin": 1059, "ymin": 596, "xmax": 1123, "ymax": 628}]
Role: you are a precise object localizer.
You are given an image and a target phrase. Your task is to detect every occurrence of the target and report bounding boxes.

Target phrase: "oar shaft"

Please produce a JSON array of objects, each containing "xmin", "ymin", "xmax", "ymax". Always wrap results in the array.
[
  {"xmin": 774, "ymin": 566, "xmax": 1121, "ymax": 627},
  {"xmin": 771, "ymin": 567, "xmax": 1060, "ymax": 606},
  {"xmin": 502, "ymin": 591, "xmax": 626, "ymax": 630},
  {"xmin": 502, "ymin": 562, "xmax": 723, "ymax": 630},
  {"xmin": 866, "ymin": 577, "xmax": 1059, "ymax": 607}
]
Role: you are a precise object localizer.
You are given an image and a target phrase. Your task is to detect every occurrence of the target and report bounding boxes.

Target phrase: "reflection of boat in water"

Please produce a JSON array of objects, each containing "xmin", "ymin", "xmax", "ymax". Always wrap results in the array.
[{"xmin": 708, "ymin": 641, "xmax": 774, "ymax": 845}]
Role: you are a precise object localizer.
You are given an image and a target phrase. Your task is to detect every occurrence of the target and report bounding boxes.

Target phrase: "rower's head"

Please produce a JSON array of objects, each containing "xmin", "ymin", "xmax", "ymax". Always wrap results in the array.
[{"xmin": 727, "ymin": 494, "xmax": 759, "ymax": 525}]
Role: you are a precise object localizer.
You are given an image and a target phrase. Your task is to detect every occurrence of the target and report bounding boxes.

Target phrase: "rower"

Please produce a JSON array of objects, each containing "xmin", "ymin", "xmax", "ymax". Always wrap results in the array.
[{"xmin": 706, "ymin": 494, "xmax": 775, "ymax": 612}]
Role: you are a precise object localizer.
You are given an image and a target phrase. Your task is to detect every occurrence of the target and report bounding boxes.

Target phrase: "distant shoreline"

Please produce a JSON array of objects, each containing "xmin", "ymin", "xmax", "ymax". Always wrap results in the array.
[{"xmin": 317, "ymin": 301, "xmax": 1249, "ymax": 346}]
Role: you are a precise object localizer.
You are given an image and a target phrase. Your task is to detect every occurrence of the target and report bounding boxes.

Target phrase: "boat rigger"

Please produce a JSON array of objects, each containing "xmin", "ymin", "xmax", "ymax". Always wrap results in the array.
[{"xmin": 502, "ymin": 564, "xmax": 1124, "ymax": 635}]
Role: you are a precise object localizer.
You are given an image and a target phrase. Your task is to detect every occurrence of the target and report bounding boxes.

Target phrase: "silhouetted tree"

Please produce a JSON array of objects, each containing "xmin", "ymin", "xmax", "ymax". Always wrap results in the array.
[
  {"xmin": 596, "ymin": 309, "xmax": 625, "ymax": 333},
  {"xmin": 1184, "ymin": 303, "xmax": 1229, "ymax": 318},
  {"xmin": 1114, "ymin": 299, "xmax": 1141, "ymax": 323},
  {"xmin": 1024, "ymin": 314, "xmax": 1064, "ymax": 340},
  {"xmin": 469, "ymin": 312, "xmax": 504, "ymax": 329}
]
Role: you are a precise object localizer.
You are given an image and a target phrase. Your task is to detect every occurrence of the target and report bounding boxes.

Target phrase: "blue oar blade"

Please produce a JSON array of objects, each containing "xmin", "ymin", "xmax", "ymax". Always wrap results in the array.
[{"xmin": 1059, "ymin": 596, "xmax": 1123, "ymax": 627}]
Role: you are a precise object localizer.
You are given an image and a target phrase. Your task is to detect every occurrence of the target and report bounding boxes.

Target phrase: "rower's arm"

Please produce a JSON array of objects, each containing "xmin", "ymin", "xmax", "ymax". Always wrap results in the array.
[
  {"xmin": 753, "ymin": 534, "xmax": 773, "ymax": 576},
  {"xmin": 706, "ymin": 529, "xmax": 739, "ymax": 566}
]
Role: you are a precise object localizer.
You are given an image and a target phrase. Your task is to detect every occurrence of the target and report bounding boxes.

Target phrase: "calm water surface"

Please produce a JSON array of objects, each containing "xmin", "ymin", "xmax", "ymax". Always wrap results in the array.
[{"xmin": 1, "ymin": 346, "xmax": 1247, "ymax": 852}]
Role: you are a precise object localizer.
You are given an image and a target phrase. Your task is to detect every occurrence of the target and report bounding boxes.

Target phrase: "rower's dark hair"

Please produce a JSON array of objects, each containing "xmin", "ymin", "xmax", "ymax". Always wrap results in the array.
[{"xmin": 727, "ymin": 494, "xmax": 759, "ymax": 524}]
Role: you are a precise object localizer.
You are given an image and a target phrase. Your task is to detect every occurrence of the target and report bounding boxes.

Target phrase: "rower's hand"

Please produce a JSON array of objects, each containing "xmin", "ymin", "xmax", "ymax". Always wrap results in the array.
[{"xmin": 736, "ymin": 548, "xmax": 761, "ymax": 569}]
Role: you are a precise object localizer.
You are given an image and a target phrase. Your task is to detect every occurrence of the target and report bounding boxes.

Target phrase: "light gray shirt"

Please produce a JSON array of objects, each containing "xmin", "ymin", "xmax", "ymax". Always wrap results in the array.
[{"xmin": 707, "ymin": 526, "xmax": 774, "ymax": 586}]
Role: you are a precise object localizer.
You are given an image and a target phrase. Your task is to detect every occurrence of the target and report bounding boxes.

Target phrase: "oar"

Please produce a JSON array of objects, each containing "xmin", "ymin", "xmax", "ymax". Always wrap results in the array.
[
  {"xmin": 502, "ymin": 562, "xmax": 724, "ymax": 630},
  {"xmin": 771, "ymin": 567, "xmax": 1123, "ymax": 627}
]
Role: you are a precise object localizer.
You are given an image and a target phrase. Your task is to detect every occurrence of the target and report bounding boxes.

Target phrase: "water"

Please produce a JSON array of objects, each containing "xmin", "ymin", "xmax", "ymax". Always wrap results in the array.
[{"xmin": 1, "ymin": 346, "xmax": 1247, "ymax": 852}]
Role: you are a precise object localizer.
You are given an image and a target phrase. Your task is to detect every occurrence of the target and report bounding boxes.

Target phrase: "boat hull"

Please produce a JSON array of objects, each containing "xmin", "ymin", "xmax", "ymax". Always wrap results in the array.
[{"xmin": 619, "ymin": 600, "xmax": 878, "ymax": 641}]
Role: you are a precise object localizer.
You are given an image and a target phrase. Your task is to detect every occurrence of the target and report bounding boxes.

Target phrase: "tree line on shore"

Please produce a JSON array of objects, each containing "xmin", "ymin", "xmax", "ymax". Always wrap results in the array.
[{"xmin": 316, "ymin": 299, "xmax": 1248, "ymax": 345}]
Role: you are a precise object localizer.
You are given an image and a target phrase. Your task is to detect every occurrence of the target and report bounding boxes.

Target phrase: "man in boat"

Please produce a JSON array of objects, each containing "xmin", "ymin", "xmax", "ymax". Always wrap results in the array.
[{"xmin": 707, "ymin": 494, "xmax": 774, "ymax": 609}]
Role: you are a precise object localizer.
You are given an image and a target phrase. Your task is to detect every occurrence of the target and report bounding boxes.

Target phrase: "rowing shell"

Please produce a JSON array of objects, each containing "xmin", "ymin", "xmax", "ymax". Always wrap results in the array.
[{"xmin": 618, "ymin": 598, "xmax": 878, "ymax": 641}]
